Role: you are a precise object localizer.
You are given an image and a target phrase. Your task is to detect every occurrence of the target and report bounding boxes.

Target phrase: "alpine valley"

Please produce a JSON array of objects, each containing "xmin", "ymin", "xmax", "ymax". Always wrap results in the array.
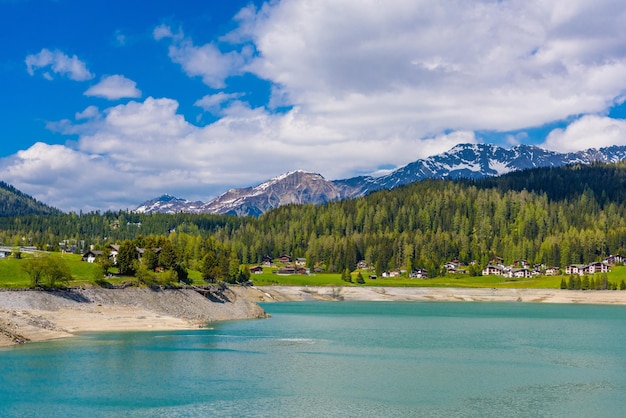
[{"xmin": 135, "ymin": 143, "xmax": 626, "ymax": 216}]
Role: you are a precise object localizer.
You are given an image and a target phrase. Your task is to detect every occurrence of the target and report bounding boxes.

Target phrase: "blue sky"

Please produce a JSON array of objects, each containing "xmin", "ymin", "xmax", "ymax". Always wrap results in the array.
[{"xmin": 1, "ymin": 0, "xmax": 626, "ymax": 212}]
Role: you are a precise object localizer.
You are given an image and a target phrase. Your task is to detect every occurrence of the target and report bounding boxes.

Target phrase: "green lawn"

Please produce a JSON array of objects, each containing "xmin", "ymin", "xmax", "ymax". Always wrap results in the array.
[
  {"xmin": 1, "ymin": 254, "xmax": 624, "ymax": 289},
  {"xmin": 247, "ymin": 269, "xmax": 564, "ymax": 288}
]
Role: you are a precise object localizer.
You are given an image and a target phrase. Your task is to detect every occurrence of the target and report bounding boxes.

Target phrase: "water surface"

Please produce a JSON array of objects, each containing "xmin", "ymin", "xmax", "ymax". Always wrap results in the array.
[{"xmin": 1, "ymin": 302, "xmax": 625, "ymax": 417}]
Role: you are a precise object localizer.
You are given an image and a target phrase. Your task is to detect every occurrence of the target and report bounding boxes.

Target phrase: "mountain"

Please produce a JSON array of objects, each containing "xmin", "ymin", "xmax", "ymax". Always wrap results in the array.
[
  {"xmin": 334, "ymin": 144, "xmax": 626, "ymax": 196},
  {"xmin": 0, "ymin": 181, "xmax": 62, "ymax": 217},
  {"xmin": 135, "ymin": 143, "xmax": 626, "ymax": 216},
  {"xmin": 198, "ymin": 170, "xmax": 343, "ymax": 217},
  {"xmin": 134, "ymin": 194, "xmax": 204, "ymax": 215}
]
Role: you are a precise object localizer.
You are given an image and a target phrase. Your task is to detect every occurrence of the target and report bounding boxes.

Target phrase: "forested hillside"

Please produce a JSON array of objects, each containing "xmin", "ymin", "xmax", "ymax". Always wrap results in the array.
[
  {"xmin": 2, "ymin": 163, "xmax": 626, "ymax": 279},
  {"xmin": 0, "ymin": 181, "xmax": 61, "ymax": 217}
]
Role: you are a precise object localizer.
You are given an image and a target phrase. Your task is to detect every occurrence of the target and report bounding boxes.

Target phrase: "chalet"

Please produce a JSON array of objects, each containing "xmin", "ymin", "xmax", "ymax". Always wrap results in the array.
[
  {"xmin": 513, "ymin": 259, "xmax": 529, "ymax": 268},
  {"xmin": 296, "ymin": 267, "xmax": 310, "ymax": 275},
  {"xmin": 249, "ymin": 266, "xmax": 264, "ymax": 274},
  {"xmin": 490, "ymin": 256, "xmax": 504, "ymax": 266},
  {"xmin": 544, "ymin": 267, "xmax": 560, "ymax": 276},
  {"xmin": 511, "ymin": 268, "xmax": 532, "ymax": 279},
  {"xmin": 410, "ymin": 268, "xmax": 428, "ymax": 279},
  {"xmin": 586, "ymin": 262, "xmax": 608, "ymax": 274},
  {"xmin": 565, "ymin": 264, "xmax": 585, "ymax": 275},
  {"xmin": 276, "ymin": 266, "xmax": 296, "ymax": 275},
  {"xmin": 603, "ymin": 254, "xmax": 623, "ymax": 266},
  {"xmin": 566, "ymin": 263, "xmax": 608, "ymax": 275},
  {"xmin": 262, "ymin": 256, "xmax": 273, "ymax": 266},
  {"xmin": 109, "ymin": 244, "xmax": 120, "ymax": 264},
  {"xmin": 295, "ymin": 258, "xmax": 307, "ymax": 266},
  {"xmin": 277, "ymin": 254, "xmax": 292, "ymax": 263},
  {"xmin": 482, "ymin": 265, "xmax": 504, "ymax": 276},
  {"xmin": 357, "ymin": 260, "xmax": 368, "ymax": 269},
  {"xmin": 82, "ymin": 249, "xmax": 103, "ymax": 263}
]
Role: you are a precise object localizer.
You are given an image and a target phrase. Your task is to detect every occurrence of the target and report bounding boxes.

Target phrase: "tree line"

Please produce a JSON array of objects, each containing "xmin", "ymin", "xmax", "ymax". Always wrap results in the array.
[{"xmin": 3, "ymin": 162, "xmax": 626, "ymax": 278}]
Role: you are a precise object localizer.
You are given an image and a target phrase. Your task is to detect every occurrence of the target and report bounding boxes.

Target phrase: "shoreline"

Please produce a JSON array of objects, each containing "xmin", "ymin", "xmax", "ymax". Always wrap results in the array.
[
  {"xmin": 0, "ymin": 287, "xmax": 266, "ymax": 348},
  {"xmin": 2, "ymin": 286, "xmax": 626, "ymax": 347},
  {"xmin": 248, "ymin": 286, "xmax": 626, "ymax": 305}
]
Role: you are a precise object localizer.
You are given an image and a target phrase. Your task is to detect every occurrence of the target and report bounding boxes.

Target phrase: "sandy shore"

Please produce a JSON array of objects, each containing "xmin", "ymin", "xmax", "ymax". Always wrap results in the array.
[
  {"xmin": 3, "ymin": 286, "xmax": 626, "ymax": 348},
  {"xmin": 0, "ymin": 287, "xmax": 266, "ymax": 348}
]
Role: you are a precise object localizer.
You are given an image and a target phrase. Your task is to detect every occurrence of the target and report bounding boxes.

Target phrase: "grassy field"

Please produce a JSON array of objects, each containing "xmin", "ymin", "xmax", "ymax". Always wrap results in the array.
[
  {"xmin": 1, "ymin": 254, "xmax": 625, "ymax": 289},
  {"xmin": 249, "ymin": 269, "xmax": 564, "ymax": 288}
]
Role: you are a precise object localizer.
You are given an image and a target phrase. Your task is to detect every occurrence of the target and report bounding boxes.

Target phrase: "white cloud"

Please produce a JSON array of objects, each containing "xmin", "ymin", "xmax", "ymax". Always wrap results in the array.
[
  {"xmin": 84, "ymin": 75, "xmax": 142, "ymax": 100},
  {"xmin": 6, "ymin": 0, "xmax": 626, "ymax": 212},
  {"xmin": 155, "ymin": 24, "xmax": 250, "ymax": 89},
  {"xmin": 194, "ymin": 92, "xmax": 245, "ymax": 113},
  {"xmin": 75, "ymin": 105, "xmax": 100, "ymax": 120},
  {"xmin": 153, "ymin": 24, "xmax": 182, "ymax": 41},
  {"xmin": 25, "ymin": 48, "xmax": 94, "ymax": 81},
  {"xmin": 240, "ymin": 0, "xmax": 626, "ymax": 134},
  {"xmin": 542, "ymin": 115, "xmax": 626, "ymax": 152}
]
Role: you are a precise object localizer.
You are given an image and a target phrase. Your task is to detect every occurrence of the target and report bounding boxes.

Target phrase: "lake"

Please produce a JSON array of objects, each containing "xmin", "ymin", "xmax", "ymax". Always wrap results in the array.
[{"xmin": 1, "ymin": 301, "xmax": 625, "ymax": 417}]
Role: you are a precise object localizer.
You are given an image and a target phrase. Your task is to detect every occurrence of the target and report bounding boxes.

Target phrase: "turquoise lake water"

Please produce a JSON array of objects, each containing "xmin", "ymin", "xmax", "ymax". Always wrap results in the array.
[{"xmin": 1, "ymin": 301, "xmax": 625, "ymax": 417}]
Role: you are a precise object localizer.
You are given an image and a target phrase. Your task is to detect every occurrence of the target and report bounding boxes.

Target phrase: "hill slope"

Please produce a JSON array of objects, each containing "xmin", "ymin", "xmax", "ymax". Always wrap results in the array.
[{"xmin": 0, "ymin": 181, "xmax": 62, "ymax": 217}]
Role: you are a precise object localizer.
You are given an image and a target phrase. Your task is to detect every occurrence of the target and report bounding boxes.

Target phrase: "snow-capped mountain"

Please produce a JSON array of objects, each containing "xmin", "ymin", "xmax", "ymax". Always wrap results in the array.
[
  {"xmin": 198, "ymin": 170, "xmax": 343, "ymax": 217},
  {"xmin": 335, "ymin": 144, "xmax": 626, "ymax": 196},
  {"xmin": 134, "ymin": 194, "xmax": 204, "ymax": 214},
  {"xmin": 134, "ymin": 144, "xmax": 626, "ymax": 216}
]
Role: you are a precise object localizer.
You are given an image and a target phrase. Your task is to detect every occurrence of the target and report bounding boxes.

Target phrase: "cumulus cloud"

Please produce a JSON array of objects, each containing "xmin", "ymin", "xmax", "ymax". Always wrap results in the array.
[
  {"xmin": 241, "ymin": 0, "xmax": 626, "ymax": 134},
  {"xmin": 542, "ymin": 115, "xmax": 626, "ymax": 152},
  {"xmin": 84, "ymin": 75, "xmax": 142, "ymax": 100},
  {"xmin": 194, "ymin": 92, "xmax": 245, "ymax": 113},
  {"xmin": 75, "ymin": 105, "xmax": 100, "ymax": 120},
  {"xmin": 155, "ymin": 24, "xmax": 250, "ymax": 89},
  {"xmin": 6, "ymin": 0, "xmax": 626, "ymax": 211},
  {"xmin": 25, "ymin": 48, "xmax": 94, "ymax": 81}
]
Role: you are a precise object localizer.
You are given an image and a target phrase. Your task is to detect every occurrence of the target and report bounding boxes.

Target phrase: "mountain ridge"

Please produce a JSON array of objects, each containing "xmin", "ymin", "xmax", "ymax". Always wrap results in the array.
[
  {"xmin": 0, "ymin": 181, "xmax": 62, "ymax": 217},
  {"xmin": 135, "ymin": 143, "xmax": 626, "ymax": 216}
]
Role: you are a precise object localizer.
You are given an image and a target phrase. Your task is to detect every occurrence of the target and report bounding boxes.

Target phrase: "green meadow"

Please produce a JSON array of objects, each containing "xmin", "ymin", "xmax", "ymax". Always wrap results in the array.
[{"xmin": 1, "ymin": 254, "xmax": 625, "ymax": 290}]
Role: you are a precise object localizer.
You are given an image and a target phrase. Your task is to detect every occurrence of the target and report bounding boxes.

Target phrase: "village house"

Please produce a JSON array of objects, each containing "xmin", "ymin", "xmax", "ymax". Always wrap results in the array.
[
  {"xmin": 249, "ymin": 266, "xmax": 264, "ymax": 274},
  {"xmin": 565, "ymin": 263, "xmax": 609, "ymax": 275},
  {"xmin": 277, "ymin": 254, "xmax": 292, "ymax": 264},
  {"xmin": 0, "ymin": 248, "xmax": 12, "ymax": 258},
  {"xmin": 586, "ymin": 262, "xmax": 608, "ymax": 274},
  {"xmin": 565, "ymin": 264, "xmax": 586, "ymax": 275},
  {"xmin": 295, "ymin": 257, "xmax": 307, "ymax": 266},
  {"xmin": 510, "ymin": 268, "xmax": 532, "ymax": 279},
  {"xmin": 544, "ymin": 267, "xmax": 560, "ymax": 276},
  {"xmin": 262, "ymin": 256, "xmax": 273, "ymax": 266},
  {"xmin": 513, "ymin": 259, "xmax": 530, "ymax": 268},
  {"xmin": 410, "ymin": 268, "xmax": 428, "ymax": 279},
  {"xmin": 482, "ymin": 265, "xmax": 505, "ymax": 276},
  {"xmin": 276, "ymin": 267, "xmax": 295, "ymax": 275},
  {"xmin": 81, "ymin": 249, "xmax": 103, "ymax": 263},
  {"xmin": 603, "ymin": 254, "xmax": 623, "ymax": 265},
  {"xmin": 356, "ymin": 260, "xmax": 369, "ymax": 270}
]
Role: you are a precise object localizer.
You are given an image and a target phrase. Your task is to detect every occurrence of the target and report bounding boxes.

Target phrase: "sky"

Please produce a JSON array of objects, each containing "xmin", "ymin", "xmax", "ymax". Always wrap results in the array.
[{"xmin": 1, "ymin": 0, "xmax": 626, "ymax": 212}]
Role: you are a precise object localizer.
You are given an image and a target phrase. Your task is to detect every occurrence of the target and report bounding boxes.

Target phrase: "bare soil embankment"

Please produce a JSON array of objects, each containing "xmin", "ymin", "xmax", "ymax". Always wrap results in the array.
[
  {"xmin": 0, "ymin": 287, "xmax": 267, "ymax": 347},
  {"xmin": 244, "ymin": 286, "xmax": 626, "ymax": 305}
]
